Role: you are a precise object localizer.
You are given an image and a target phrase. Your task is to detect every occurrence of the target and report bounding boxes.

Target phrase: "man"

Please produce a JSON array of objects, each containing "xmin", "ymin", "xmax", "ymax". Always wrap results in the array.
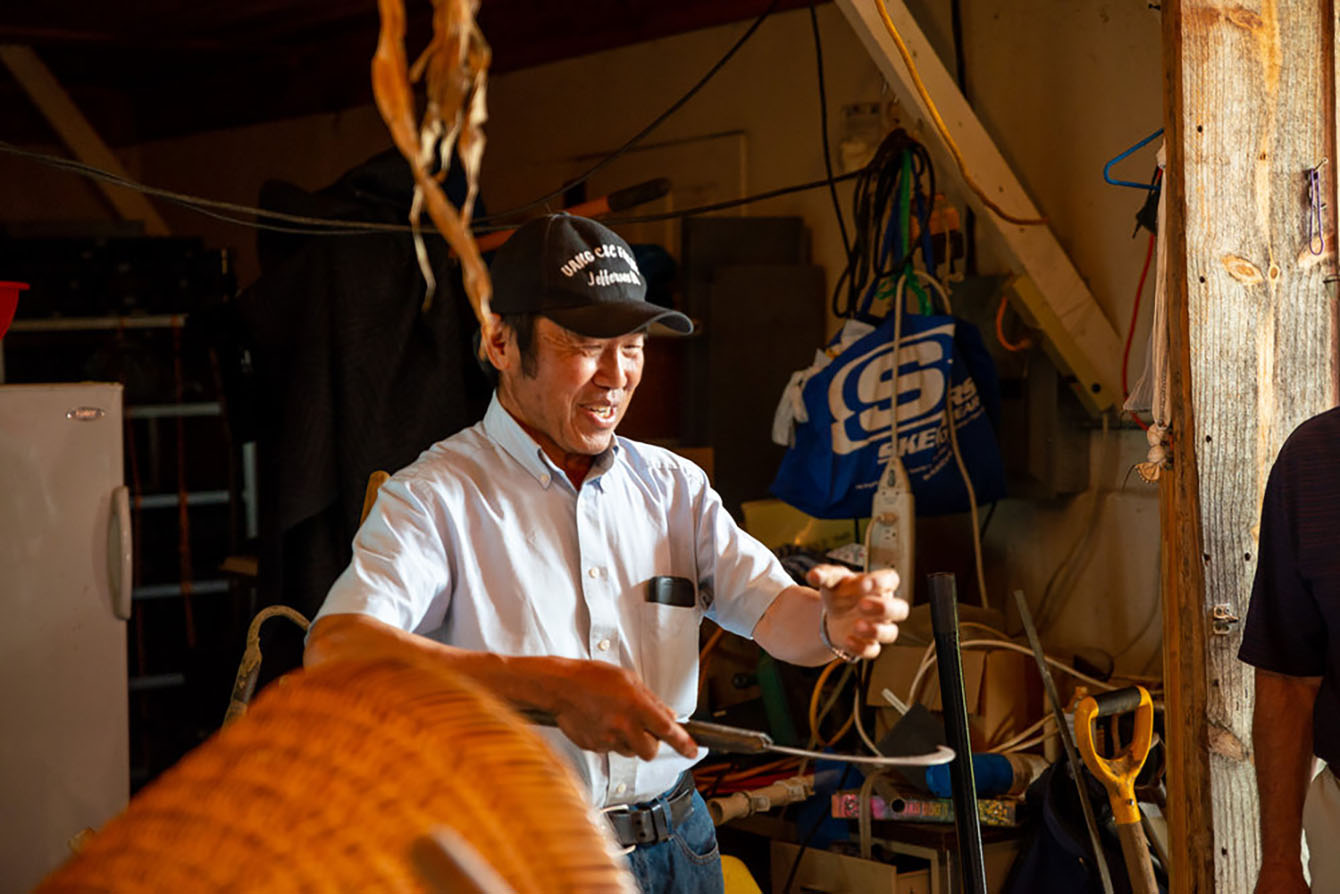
[
  {"xmin": 1240, "ymin": 406, "xmax": 1340, "ymax": 894},
  {"xmin": 305, "ymin": 214, "xmax": 907, "ymax": 894}
]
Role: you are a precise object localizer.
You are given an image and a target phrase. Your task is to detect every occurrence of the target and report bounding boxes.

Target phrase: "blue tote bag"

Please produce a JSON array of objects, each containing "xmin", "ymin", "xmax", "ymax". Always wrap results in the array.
[{"xmin": 771, "ymin": 308, "xmax": 1005, "ymax": 519}]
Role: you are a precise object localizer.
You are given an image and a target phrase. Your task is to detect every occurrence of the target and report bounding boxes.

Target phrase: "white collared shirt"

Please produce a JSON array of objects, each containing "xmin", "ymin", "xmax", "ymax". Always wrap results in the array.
[{"xmin": 316, "ymin": 394, "xmax": 793, "ymax": 805}]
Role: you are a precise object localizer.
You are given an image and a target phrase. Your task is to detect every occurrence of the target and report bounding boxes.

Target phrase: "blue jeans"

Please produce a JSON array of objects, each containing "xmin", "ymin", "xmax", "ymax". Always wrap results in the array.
[{"xmin": 624, "ymin": 788, "xmax": 724, "ymax": 894}]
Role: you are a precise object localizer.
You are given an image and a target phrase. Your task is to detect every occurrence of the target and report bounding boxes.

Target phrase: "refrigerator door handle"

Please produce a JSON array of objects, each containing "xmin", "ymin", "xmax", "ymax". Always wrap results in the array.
[{"xmin": 108, "ymin": 485, "xmax": 133, "ymax": 620}]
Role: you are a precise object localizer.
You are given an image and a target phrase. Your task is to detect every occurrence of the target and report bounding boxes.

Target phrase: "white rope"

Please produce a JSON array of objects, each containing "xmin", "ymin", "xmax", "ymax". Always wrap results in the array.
[
  {"xmin": 1150, "ymin": 143, "xmax": 1171, "ymax": 430},
  {"xmin": 1125, "ymin": 142, "xmax": 1171, "ymax": 482}
]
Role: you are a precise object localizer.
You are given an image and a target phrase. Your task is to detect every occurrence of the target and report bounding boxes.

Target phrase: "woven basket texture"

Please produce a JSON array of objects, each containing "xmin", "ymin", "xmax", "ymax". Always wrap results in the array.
[{"xmin": 35, "ymin": 657, "xmax": 635, "ymax": 893}]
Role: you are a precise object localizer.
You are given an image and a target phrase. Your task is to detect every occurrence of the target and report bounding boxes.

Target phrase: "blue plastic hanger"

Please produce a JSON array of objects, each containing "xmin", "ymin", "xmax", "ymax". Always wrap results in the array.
[{"xmin": 1104, "ymin": 128, "xmax": 1164, "ymax": 189}]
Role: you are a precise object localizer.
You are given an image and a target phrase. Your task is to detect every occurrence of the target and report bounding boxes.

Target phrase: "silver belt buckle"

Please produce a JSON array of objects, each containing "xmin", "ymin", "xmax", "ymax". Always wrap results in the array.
[{"xmin": 600, "ymin": 803, "xmax": 637, "ymax": 856}]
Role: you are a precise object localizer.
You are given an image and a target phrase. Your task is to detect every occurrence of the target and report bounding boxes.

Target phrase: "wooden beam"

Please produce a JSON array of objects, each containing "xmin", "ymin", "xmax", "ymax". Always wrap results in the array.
[
  {"xmin": 1162, "ymin": 1, "xmax": 1339, "ymax": 891},
  {"xmin": 0, "ymin": 44, "xmax": 170, "ymax": 235},
  {"xmin": 833, "ymin": 0, "xmax": 1123, "ymax": 413}
]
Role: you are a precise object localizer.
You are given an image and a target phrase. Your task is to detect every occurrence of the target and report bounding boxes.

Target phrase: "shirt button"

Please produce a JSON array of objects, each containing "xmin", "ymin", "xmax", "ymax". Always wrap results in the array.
[
  {"xmin": 588, "ymin": 567, "xmax": 600, "ymax": 578},
  {"xmin": 598, "ymin": 639, "xmax": 611, "ymax": 652},
  {"xmin": 614, "ymin": 783, "xmax": 627, "ymax": 796}
]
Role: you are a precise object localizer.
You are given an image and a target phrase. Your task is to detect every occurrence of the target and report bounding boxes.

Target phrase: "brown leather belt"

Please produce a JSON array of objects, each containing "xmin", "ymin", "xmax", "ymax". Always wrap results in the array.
[{"xmin": 605, "ymin": 773, "xmax": 696, "ymax": 848}]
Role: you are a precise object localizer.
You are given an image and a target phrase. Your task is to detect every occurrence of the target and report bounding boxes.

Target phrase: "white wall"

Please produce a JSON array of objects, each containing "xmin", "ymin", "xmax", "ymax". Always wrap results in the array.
[{"xmin": 950, "ymin": 0, "xmax": 1165, "ymax": 674}]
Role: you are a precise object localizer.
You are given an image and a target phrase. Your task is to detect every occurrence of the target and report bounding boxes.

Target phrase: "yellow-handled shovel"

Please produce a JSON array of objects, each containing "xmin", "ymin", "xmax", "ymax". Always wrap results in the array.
[{"xmin": 1074, "ymin": 685, "xmax": 1158, "ymax": 894}]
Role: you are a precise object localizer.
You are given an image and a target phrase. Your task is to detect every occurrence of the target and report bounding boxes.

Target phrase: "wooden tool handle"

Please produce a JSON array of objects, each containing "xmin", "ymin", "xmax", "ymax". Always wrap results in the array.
[{"xmin": 1117, "ymin": 821, "xmax": 1159, "ymax": 894}]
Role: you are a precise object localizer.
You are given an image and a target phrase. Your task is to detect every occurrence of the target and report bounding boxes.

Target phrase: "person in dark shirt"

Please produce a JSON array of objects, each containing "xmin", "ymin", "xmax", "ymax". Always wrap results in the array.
[{"xmin": 1239, "ymin": 407, "xmax": 1340, "ymax": 893}]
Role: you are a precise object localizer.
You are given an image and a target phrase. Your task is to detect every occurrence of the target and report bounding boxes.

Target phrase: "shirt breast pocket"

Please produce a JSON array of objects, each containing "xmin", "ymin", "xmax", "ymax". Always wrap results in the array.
[{"xmin": 639, "ymin": 580, "xmax": 702, "ymax": 717}]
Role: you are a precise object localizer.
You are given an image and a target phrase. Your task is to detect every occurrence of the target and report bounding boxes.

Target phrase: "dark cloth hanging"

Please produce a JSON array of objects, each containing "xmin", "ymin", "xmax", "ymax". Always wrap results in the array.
[{"xmin": 233, "ymin": 149, "xmax": 491, "ymax": 621}]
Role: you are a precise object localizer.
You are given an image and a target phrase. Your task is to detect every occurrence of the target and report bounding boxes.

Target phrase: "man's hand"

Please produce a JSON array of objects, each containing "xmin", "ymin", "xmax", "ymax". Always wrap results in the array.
[
  {"xmin": 807, "ymin": 564, "xmax": 908, "ymax": 661},
  {"xmin": 1254, "ymin": 859, "xmax": 1309, "ymax": 894},
  {"xmin": 306, "ymin": 614, "xmax": 695, "ymax": 763},
  {"xmin": 543, "ymin": 658, "xmax": 698, "ymax": 762}
]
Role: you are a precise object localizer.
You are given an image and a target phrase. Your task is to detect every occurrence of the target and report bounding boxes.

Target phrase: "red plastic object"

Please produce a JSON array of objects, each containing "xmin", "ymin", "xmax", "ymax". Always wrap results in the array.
[{"xmin": 0, "ymin": 281, "xmax": 28, "ymax": 340}]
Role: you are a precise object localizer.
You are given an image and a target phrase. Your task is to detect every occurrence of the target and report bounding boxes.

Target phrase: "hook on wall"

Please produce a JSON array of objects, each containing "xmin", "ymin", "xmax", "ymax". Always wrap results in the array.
[
  {"xmin": 1103, "ymin": 128, "xmax": 1164, "ymax": 190},
  {"xmin": 1307, "ymin": 158, "xmax": 1327, "ymax": 256}
]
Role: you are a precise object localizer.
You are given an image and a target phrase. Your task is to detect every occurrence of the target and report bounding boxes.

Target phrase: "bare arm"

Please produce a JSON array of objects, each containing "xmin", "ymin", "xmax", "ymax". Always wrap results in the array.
[
  {"xmin": 305, "ymin": 613, "xmax": 697, "ymax": 761},
  {"xmin": 1252, "ymin": 667, "xmax": 1321, "ymax": 894},
  {"xmin": 752, "ymin": 565, "xmax": 907, "ymax": 667}
]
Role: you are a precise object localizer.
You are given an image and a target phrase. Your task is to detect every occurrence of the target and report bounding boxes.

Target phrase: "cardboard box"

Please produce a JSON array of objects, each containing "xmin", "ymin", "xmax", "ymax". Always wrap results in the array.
[
  {"xmin": 770, "ymin": 840, "xmax": 926, "ymax": 894},
  {"xmin": 866, "ymin": 632, "xmax": 1040, "ymax": 750},
  {"xmin": 770, "ymin": 838, "xmax": 1019, "ymax": 894}
]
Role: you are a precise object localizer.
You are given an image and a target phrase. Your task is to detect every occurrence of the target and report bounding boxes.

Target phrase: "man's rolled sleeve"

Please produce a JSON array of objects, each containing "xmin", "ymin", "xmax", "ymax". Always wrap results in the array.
[
  {"xmin": 691, "ymin": 479, "xmax": 794, "ymax": 638},
  {"xmin": 315, "ymin": 476, "xmax": 452, "ymax": 634}
]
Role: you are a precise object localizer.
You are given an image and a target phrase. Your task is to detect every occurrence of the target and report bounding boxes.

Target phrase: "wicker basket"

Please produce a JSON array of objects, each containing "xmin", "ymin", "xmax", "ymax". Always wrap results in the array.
[{"xmin": 36, "ymin": 657, "xmax": 635, "ymax": 893}]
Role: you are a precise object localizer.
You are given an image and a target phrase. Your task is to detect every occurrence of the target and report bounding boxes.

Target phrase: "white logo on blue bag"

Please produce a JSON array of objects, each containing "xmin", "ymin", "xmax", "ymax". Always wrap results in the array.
[{"xmin": 827, "ymin": 323, "xmax": 955, "ymax": 455}]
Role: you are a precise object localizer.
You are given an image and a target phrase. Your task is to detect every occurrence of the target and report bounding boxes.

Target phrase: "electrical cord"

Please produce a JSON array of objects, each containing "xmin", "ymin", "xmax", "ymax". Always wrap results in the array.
[
  {"xmin": 832, "ymin": 130, "xmax": 934, "ymax": 318},
  {"xmin": 853, "ymin": 685, "xmax": 883, "ymax": 756},
  {"xmin": 473, "ymin": 0, "xmax": 784, "ymax": 225},
  {"xmin": 697, "ymin": 625, "xmax": 726, "ymax": 701},
  {"xmin": 870, "ymin": 0, "xmax": 1046, "ymax": 226},
  {"xmin": 978, "ymin": 500, "xmax": 998, "ymax": 539},
  {"xmin": 904, "ymin": 635, "xmax": 1164, "ymax": 756},
  {"xmin": 808, "ymin": 660, "xmax": 857, "ymax": 747},
  {"xmin": 8, "ymin": 2, "xmax": 890, "ymax": 245},
  {"xmin": 784, "ymin": 663, "xmax": 925, "ymax": 891},
  {"xmin": 0, "ymin": 140, "xmax": 407, "ymax": 237},
  {"xmin": 893, "ymin": 259, "xmax": 988, "ymax": 616},
  {"xmin": 987, "ymin": 714, "xmax": 1051, "ymax": 754},
  {"xmin": 891, "ymin": 269, "xmax": 989, "ymax": 608},
  {"xmin": 942, "ymin": 377, "xmax": 990, "ymax": 608},
  {"xmin": 696, "ymin": 758, "xmax": 809, "ymax": 799},
  {"xmin": 905, "ymin": 637, "xmax": 1125, "ymax": 710},
  {"xmin": 781, "ymin": 764, "xmax": 855, "ymax": 894},
  {"xmin": 950, "ymin": 0, "xmax": 968, "ymax": 92},
  {"xmin": 995, "ymin": 294, "xmax": 1033, "ymax": 351},
  {"xmin": 600, "ymin": 169, "xmax": 861, "ymax": 225},
  {"xmin": 997, "ymin": 732, "xmax": 1052, "ymax": 754},
  {"xmin": 808, "ymin": 0, "xmax": 853, "ymax": 265},
  {"xmin": 3, "ymin": 2, "xmax": 878, "ymax": 246},
  {"xmin": 959, "ymin": 620, "xmax": 1011, "ymax": 640},
  {"xmin": 0, "ymin": 138, "xmax": 864, "ymax": 239}
]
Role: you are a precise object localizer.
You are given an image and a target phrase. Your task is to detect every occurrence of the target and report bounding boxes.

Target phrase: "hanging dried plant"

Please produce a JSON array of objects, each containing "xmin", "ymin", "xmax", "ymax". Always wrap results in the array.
[{"xmin": 372, "ymin": 0, "xmax": 492, "ymax": 348}]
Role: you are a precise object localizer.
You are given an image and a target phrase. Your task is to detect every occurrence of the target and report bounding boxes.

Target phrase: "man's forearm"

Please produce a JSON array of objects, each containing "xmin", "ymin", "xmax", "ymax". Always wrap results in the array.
[
  {"xmin": 305, "ymin": 612, "xmax": 699, "ymax": 759},
  {"xmin": 753, "ymin": 568, "xmax": 908, "ymax": 667},
  {"xmin": 751, "ymin": 585, "xmax": 831, "ymax": 667},
  {"xmin": 1253, "ymin": 667, "xmax": 1322, "ymax": 868},
  {"xmin": 305, "ymin": 612, "xmax": 574, "ymax": 712}
]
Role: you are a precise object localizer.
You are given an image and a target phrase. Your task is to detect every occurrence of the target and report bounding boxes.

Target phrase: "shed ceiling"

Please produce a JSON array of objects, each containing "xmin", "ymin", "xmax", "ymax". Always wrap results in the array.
[{"xmin": 0, "ymin": 0, "xmax": 819, "ymax": 146}]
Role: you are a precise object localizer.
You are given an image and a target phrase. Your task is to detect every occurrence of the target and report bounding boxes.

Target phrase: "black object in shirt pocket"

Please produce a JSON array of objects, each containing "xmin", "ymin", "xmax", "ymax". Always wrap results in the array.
[{"xmin": 646, "ymin": 575, "xmax": 696, "ymax": 608}]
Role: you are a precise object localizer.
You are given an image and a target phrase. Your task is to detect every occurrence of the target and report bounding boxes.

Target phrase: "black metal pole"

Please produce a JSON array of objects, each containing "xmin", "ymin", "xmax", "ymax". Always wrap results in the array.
[
  {"xmin": 928, "ymin": 572, "xmax": 988, "ymax": 894},
  {"xmin": 1013, "ymin": 589, "xmax": 1115, "ymax": 894}
]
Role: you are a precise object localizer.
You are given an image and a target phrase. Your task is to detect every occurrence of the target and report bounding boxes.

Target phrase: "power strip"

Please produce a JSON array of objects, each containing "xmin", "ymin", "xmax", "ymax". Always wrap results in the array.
[{"xmin": 865, "ymin": 454, "xmax": 915, "ymax": 602}]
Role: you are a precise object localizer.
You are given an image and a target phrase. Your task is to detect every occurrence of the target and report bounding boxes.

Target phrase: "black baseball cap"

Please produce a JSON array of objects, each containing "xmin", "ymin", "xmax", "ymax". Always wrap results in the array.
[{"xmin": 490, "ymin": 214, "xmax": 693, "ymax": 337}]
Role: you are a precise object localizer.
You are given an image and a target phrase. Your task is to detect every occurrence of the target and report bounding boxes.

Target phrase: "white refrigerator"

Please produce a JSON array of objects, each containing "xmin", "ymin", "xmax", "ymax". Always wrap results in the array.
[{"xmin": 0, "ymin": 383, "xmax": 131, "ymax": 892}]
